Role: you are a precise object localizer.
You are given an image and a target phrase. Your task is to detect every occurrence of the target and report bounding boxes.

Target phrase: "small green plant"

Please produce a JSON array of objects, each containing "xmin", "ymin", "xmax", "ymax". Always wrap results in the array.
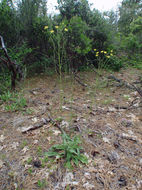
[
  {"xmin": 22, "ymin": 108, "xmax": 34, "ymax": 115},
  {"xmin": 27, "ymin": 157, "xmax": 33, "ymax": 165},
  {"xmin": 28, "ymin": 168, "xmax": 33, "ymax": 175},
  {"xmin": 37, "ymin": 146, "xmax": 43, "ymax": 156},
  {"xmin": 20, "ymin": 140, "xmax": 28, "ymax": 148},
  {"xmin": 39, "ymin": 156, "xmax": 49, "ymax": 168},
  {"xmin": 37, "ymin": 179, "xmax": 48, "ymax": 189},
  {"xmin": 0, "ymin": 91, "xmax": 27, "ymax": 111},
  {"xmin": 45, "ymin": 133, "xmax": 88, "ymax": 169}
]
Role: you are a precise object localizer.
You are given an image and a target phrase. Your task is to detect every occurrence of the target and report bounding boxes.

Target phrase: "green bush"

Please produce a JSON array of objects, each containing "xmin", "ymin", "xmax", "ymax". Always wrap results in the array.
[{"xmin": 107, "ymin": 55, "xmax": 123, "ymax": 71}]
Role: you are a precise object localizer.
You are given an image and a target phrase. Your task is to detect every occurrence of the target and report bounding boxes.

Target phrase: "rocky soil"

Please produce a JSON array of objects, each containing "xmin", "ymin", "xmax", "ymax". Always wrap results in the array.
[{"xmin": 0, "ymin": 68, "xmax": 142, "ymax": 190}]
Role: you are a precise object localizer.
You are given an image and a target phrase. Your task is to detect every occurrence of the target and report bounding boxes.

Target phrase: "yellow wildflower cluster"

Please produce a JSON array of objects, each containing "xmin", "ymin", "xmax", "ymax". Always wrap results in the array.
[
  {"xmin": 64, "ymin": 28, "xmax": 68, "ymax": 32},
  {"xmin": 44, "ymin": 26, "xmax": 48, "ymax": 29},
  {"xmin": 44, "ymin": 25, "xmax": 68, "ymax": 33},
  {"xmin": 94, "ymin": 49, "xmax": 114, "ymax": 58},
  {"xmin": 50, "ymin": 30, "xmax": 54, "ymax": 34},
  {"xmin": 96, "ymin": 51, "xmax": 99, "ymax": 57}
]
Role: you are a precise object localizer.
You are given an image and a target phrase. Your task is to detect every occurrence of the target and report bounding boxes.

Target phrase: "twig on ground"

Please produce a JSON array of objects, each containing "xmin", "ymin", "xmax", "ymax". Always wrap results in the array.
[
  {"xmin": 73, "ymin": 72, "xmax": 88, "ymax": 87},
  {"xmin": 48, "ymin": 113, "xmax": 65, "ymax": 134}
]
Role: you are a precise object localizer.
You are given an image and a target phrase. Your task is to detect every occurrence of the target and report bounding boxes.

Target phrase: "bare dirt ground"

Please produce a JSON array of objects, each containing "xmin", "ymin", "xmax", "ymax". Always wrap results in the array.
[{"xmin": 0, "ymin": 68, "xmax": 142, "ymax": 190}]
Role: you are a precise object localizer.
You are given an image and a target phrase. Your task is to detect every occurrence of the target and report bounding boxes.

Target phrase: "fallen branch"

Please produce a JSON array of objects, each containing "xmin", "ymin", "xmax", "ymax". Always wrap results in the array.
[
  {"xmin": 22, "ymin": 118, "xmax": 50, "ymax": 133},
  {"xmin": 74, "ymin": 72, "xmax": 88, "ymax": 87},
  {"xmin": 108, "ymin": 75, "xmax": 142, "ymax": 98}
]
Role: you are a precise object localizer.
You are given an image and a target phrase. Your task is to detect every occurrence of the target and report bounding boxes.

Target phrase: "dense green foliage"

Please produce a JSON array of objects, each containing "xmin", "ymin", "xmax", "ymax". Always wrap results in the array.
[{"xmin": 0, "ymin": 0, "xmax": 142, "ymax": 92}]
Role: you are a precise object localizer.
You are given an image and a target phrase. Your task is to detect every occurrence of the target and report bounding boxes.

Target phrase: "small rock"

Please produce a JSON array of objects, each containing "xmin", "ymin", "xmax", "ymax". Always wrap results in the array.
[
  {"xmin": 62, "ymin": 106, "xmax": 70, "ymax": 110},
  {"xmin": 107, "ymin": 151, "xmax": 120, "ymax": 164},
  {"xmin": 61, "ymin": 172, "xmax": 74, "ymax": 187},
  {"xmin": 118, "ymin": 176, "xmax": 127, "ymax": 187},
  {"xmin": 32, "ymin": 117, "xmax": 38, "ymax": 123},
  {"xmin": 63, "ymin": 172, "xmax": 74, "ymax": 183},
  {"xmin": 83, "ymin": 182, "xmax": 95, "ymax": 190},
  {"xmin": 103, "ymin": 137, "xmax": 110, "ymax": 144},
  {"xmin": 33, "ymin": 140, "xmax": 38, "ymax": 144},
  {"xmin": 113, "ymin": 141, "xmax": 120, "ymax": 148},
  {"xmin": 121, "ymin": 133, "xmax": 137, "ymax": 142},
  {"xmin": 136, "ymin": 180, "xmax": 142, "ymax": 189},
  {"xmin": 0, "ymin": 145, "xmax": 3, "ymax": 151},
  {"xmin": 53, "ymin": 130, "xmax": 61, "ymax": 136},
  {"xmin": 71, "ymin": 181, "xmax": 79, "ymax": 186},
  {"xmin": 0, "ymin": 135, "xmax": 5, "ymax": 143},
  {"xmin": 61, "ymin": 120, "xmax": 69, "ymax": 127},
  {"xmin": 11, "ymin": 142, "xmax": 19, "ymax": 149},
  {"xmin": 108, "ymin": 107, "xmax": 116, "ymax": 112},
  {"xmin": 107, "ymin": 171, "xmax": 114, "ymax": 176},
  {"xmin": 22, "ymin": 146, "xmax": 29, "ymax": 153},
  {"xmin": 0, "ymin": 160, "xmax": 4, "ymax": 169},
  {"xmin": 139, "ymin": 158, "xmax": 142, "ymax": 165},
  {"xmin": 128, "ymin": 130, "xmax": 134, "ymax": 135},
  {"xmin": 121, "ymin": 118, "xmax": 133, "ymax": 127},
  {"xmin": 138, "ymin": 115, "xmax": 142, "ymax": 121},
  {"xmin": 84, "ymin": 172, "xmax": 91, "ymax": 180}
]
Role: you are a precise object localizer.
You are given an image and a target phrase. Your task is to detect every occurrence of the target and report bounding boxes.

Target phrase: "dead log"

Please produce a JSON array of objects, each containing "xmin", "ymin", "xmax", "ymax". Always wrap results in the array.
[
  {"xmin": 0, "ymin": 35, "xmax": 23, "ymax": 89},
  {"xmin": 22, "ymin": 118, "xmax": 50, "ymax": 133}
]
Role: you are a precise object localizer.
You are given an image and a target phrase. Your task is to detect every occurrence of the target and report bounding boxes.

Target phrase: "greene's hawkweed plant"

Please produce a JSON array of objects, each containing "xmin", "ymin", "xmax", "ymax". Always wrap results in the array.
[
  {"xmin": 44, "ymin": 22, "xmax": 68, "ymax": 110},
  {"xmin": 0, "ymin": 91, "xmax": 27, "ymax": 111},
  {"xmin": 44, "ymin": 22, "xmax": 68, "ymax": 75},
  {"xmin": 94, "ymin": 49, "xmax": 114, "ymax": 74},
  {"xmin": 45, "ymin": 133, "xmax": 88, "ymax": 169}
]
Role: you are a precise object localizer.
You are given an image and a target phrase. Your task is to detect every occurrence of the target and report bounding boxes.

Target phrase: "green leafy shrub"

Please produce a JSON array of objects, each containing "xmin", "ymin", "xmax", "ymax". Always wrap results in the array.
[
  {"xmin": 107, "ymin": 55, "xmax": 123, "ymax": 71},
  {"xmin": 45, "ymin": 133, "xmax": 88, "ymax": 169}
]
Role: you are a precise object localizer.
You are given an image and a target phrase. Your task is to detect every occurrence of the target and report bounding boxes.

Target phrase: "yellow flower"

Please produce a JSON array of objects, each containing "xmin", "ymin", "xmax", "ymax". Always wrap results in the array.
[
  {"xmin": 96, "ymin": 54, "xmax": 99, "ymax": 57},
  {"xmin": 101, "ymin": 50, "xmax": 104, "ymax": 53},
  {"xmin": 104, "ymin": 51, "xmax": 107, "ymax": 54},
  {"xmin": 111, "ymin": 50, "xmax": 113, "ymax": 52},
  {"xmin": 64, "ymin": 28, "xmax": 68, "ymax": 32},
  {"xmin": 110, "ymin": 53, "xmax": 113, "ymax": 56},
  {"xmin": 94, "ymin": 49, "xmax": 97, "ymax": 51},
  {"xmin": 50, "ymin": 30, "xmax": 54, "ymax": 33},
  {"xmin": 107, "ymin": 56, "xmax": 110, "ymax": 58},
  {"xmin": 55, "ymin": 26, "xmax": 59, "ymax": 29},
  {"xmin": 44, "ymin": 26, "xmax": 48, "ymax": 30}
]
